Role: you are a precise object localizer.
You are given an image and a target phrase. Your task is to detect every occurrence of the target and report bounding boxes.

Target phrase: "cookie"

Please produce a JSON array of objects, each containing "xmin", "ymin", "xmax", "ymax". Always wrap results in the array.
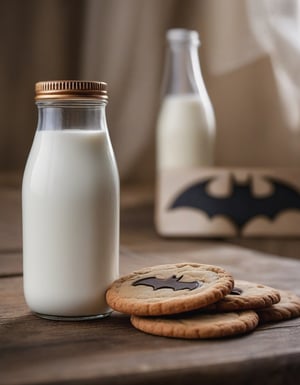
[
  {"xmin": 204, "ymin": 280, "xmax": 281, "ymax": 312},
  {"xmin": 257, "ymin": 290, "xmax": 300, "ymax": 324},
  {"xmin": 106, "ymin": 263, "xmax": 234, "ymax": 316},
  {"xmin": 131, "ymin": 310, "xmax": 259, "ymax": 339}
]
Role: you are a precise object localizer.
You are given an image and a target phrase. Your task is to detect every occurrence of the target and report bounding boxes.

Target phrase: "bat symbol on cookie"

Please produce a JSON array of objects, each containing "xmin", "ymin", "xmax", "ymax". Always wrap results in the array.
[
  {"xmin": 132, "ymin": 275, "xmax": 201, "ymax": 291},
  {"xmin": 230, "ymin": 287, "xmax": 243, "ymax": 295},
  {"xmin": 169, "ymin": 177, "xmax": 300, "ymax": 229}
]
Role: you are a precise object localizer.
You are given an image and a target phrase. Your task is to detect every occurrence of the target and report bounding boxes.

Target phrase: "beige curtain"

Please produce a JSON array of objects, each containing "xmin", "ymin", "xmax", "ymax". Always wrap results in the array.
[
  {"xmin": 1, "ymin": 0, "xmax": 300, "ymax": 182},
  {"xmin": 0, "ymin": 0, "xmax": 85, "ymax": 171}
]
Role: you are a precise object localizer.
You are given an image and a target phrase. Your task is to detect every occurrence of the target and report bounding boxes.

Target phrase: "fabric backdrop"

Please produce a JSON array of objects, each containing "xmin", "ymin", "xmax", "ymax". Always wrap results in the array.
[{"xmin": 1, "ymin": 0, "xmax": 300, "ymax": 182}]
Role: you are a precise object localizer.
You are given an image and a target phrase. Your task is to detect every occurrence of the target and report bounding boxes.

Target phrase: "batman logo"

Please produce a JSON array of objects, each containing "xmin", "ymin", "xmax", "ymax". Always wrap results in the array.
[
  {"xmin": 169, "ymin": 177, "xmax": 300, "ymax": 229},
  {"xmin": 132, "ymin": 275, "xmax": 201, "ymax": 291},
  {"xmin": 230, "ymin": 287, "xmax": 243, "ymax": 295}
]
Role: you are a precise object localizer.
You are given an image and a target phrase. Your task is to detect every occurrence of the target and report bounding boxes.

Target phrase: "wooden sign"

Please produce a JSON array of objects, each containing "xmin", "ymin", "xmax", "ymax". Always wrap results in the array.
[{"xmin": 155, "ymin": 168, "xmax": 300, "ymax": 237}]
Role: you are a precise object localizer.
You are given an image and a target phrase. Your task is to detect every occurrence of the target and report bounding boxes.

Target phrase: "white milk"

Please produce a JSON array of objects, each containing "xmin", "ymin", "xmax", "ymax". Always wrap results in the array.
[
  {"xmin": 22, "ymin": 129, "xmax": 119, "ymax": 317},
  {"xmin": 156, "ymin": 94, "xmax": 216, "ymax": 170}
]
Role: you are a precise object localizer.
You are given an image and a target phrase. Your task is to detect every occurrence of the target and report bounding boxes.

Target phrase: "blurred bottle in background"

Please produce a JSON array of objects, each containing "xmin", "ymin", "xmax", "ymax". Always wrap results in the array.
[{"xmin": 156, "ymin": 29, "xmax": 216, "ymax": 172}]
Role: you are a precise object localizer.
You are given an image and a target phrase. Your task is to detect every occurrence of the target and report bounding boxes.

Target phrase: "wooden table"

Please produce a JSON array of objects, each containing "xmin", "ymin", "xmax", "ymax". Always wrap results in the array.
[{"xmin": 1, "ymin": 179, "xmax": 300, "ymax": 385}]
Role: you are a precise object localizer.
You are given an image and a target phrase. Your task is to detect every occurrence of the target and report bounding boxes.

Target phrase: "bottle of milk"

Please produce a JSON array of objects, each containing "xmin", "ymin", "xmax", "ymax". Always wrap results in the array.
[
  {"xmin": 22, "ymin": 81, "xmax": 119, "ymax": 320},
  {"xmin": 156, "ymin": 29, "xmax": 216, "ymax": 171}
]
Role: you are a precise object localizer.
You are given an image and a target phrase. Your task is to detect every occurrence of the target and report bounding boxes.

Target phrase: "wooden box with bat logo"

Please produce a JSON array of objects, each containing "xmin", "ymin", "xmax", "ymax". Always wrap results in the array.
[{"xmin": 155, "ymin": 168, "xmax": 300, "ymax": 237}]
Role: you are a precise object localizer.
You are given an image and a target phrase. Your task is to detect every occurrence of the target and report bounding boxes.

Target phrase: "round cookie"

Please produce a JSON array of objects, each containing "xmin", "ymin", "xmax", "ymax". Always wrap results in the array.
[
  {"xmin": 204, "ymin": 280, "xmax": 281, "ymax": 312},
  {"xmin": 131, "ymin": 310, "xmax": 259, "ymax": 339},
  {"xmin": 257, "ymin": 290, "xmax": 300, "ymax": 324},
  {"xmin": 106, "ymin": 263, "xmax": 234, "ymax": 316}
]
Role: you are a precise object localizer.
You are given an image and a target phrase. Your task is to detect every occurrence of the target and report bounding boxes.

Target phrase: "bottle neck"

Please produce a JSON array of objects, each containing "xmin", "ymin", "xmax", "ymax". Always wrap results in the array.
[
  {"xmin": 163, "ymin": 40, "xmax": 206, "ymax": 96},
  {"xmin": 36, "ymin": 100, "xmax": 108, "ymax": 131}
]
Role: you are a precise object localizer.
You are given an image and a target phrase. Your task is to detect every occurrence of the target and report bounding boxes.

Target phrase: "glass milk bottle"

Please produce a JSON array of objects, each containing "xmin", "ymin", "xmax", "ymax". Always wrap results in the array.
[
  {"xmin": 22, "ymin": 81, "xmax": 119, "ymax": 320},
  {"xmin": 156, "ymin": 29, "xmax": 216, "ymax": 171},
  {"xmin": 155, "ymin": 29, "xmax": 216, "ymax": 235}
]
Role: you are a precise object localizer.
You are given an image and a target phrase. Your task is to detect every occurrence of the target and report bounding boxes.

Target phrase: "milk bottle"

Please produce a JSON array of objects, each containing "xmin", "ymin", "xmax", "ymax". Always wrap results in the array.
[
  {"xmin": 155, "ymin": 29, "xmax": 216, "ymax": 234},
  {"xmin": 22, "ymin": 81, "xmax": 119, "ymax": 320},
  {"xmin": 156, "ymin": 29, "xmax": 216, "ymax": 171}
]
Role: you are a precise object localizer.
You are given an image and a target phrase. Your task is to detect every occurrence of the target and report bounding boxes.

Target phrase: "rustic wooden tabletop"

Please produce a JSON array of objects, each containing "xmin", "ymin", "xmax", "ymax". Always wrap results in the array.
[{"xmin": 1, "ymin": 177, "xmax": 300, "ymax": 385}]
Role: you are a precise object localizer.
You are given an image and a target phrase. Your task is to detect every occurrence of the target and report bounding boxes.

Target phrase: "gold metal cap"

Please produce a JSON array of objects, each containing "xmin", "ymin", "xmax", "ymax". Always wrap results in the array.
[{"xmin": 35, "ymin": 80, "xmax": 108, "ymax": 100}]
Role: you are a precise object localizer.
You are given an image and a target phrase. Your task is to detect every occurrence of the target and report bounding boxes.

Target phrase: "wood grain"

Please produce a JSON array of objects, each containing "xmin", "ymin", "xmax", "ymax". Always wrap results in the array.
[
  {"xmin": 1, "ymin": 249, "xmax": 300, "ymax": 385},
  {"xmin": 1, "ymin": 182, "xmax": 300, "ymax": 385},
  {"xmin": 0, "ymin": 253, "xmax": 300, "ymax": 384}
]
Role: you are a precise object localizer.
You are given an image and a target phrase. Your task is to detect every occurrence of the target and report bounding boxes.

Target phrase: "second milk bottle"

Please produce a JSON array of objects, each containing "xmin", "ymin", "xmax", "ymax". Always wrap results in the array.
[
  {"xmin": 156, "ymin": 28, "xmax": 216, "ymax": 172},
  {"xmin": 22, "ymin": 81, "xmax": 119, "ymax": 320},
  {"xmin": 155, "ymin": 29, "xmax": 216, "ymax": 234}
]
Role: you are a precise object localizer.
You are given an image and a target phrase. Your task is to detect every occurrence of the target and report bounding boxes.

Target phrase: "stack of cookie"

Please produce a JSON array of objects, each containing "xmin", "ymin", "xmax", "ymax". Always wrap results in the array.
[{"xmin": 106, "ymin": 263, "xmax": 300, "ymax": 339}]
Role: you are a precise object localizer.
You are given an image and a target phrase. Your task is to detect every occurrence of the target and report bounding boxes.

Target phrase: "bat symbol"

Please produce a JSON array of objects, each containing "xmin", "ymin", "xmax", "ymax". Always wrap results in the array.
[
  {"xmin": 169, "ymin": 177, "xmax": 300, "ymax": 229},
  {"xmin": 230, "ymin": 287, "xmax": 243, "ymax": 295},
  {"xmin": 132, "ymin": 275, "xmax": 202, "ymax": 291}
]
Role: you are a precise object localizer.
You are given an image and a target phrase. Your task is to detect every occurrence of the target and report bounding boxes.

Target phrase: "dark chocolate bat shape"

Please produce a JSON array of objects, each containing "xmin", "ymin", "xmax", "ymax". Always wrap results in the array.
[
  {"xmin": 132, "ymin": 275, "xmax": 201, "ymax": 291},
  {"xmin": 169, "ymin": 177, "xmax": 300, "ymax": 229},
  {"xmin": 230, "ymin": 287, "xmax": 243, "ymax": 295}
]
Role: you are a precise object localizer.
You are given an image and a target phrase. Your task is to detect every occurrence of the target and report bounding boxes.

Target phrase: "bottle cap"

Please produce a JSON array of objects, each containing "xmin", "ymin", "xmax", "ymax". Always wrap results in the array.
[
  {"xmin": 35, "ymin": 80, "xmax": 108, "ymax": 100},
  {"xmin": 166, "ymin": 29, "xmax": 200, "ymax": 45}
]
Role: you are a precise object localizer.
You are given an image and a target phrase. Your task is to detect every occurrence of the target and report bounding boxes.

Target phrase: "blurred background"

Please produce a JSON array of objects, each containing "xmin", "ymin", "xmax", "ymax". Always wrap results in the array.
[{"xmin": 1, "ymin": 0, "xmax": 300, "ymax": 182}]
